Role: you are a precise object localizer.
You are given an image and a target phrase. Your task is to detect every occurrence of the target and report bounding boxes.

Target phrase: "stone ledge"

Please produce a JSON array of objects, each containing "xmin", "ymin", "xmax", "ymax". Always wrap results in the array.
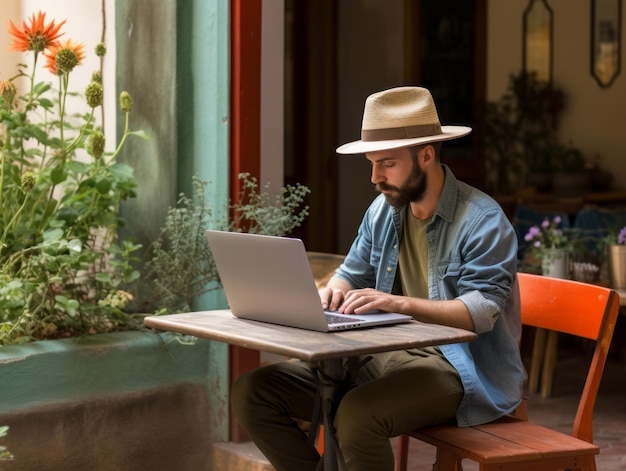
[{"xmin": 212, "ymin": 441, "xmax": 275, "ymax": 471}]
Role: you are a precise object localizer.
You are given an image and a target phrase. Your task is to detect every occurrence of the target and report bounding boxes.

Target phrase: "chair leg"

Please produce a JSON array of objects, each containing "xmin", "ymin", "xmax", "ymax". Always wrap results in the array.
[
  {"xmin": 528, "ymin": 327, "xmax": 548, "ymax": 393},
  {"xmin": 433, "ymin": 448, "xmax": 463, "ymax": 471},
  {"xmin": 541, "ymin": 330, "xmax": 559, "ymax": 398},
  {"xmin": 395, "ymin": 434, "xmax": 410, "ymax": 471}
]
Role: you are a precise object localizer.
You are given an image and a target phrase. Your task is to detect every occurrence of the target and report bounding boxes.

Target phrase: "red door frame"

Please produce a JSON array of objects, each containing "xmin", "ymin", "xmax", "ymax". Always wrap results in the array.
[{"xmin": 229, "ymin": 0, "xmax": 262, "ymax": 442}]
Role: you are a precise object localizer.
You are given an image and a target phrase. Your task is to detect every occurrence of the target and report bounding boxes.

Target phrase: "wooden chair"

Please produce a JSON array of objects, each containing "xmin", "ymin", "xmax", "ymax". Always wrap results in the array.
[
  {"xmin": 395, "ymin": 272, "xmax": 619, "ymax": 471},
  {"xmin": 307, "ymin": 251, "xmax": 345, "ymax": 289}
]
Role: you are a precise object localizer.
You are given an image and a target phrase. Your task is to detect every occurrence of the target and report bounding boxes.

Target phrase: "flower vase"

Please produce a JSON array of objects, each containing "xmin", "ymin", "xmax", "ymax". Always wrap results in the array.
[
  {"xmin": 542, "ymin": 248, "xmax": 570, "ymax": 279},
  {"xmin": 607, "ymin": 245, "xmax": 626, "ymax": 290}
]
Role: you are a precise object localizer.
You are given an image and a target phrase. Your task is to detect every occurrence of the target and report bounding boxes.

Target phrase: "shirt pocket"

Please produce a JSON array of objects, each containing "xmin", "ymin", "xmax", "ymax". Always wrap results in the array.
[
  {"xmin": 437, "ymin": 259, "xmax": 461, "ymax": 281},
  {"xmin": 369, "ymin": 245, "xmax": 382, "ymax": 267}
]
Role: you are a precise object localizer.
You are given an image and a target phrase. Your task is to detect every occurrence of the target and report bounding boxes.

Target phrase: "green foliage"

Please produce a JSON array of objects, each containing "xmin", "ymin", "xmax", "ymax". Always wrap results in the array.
[
  {"xmin": 137, "ymin": 173, "xmax": 310, "ymax": 315},
  {"xmin": 483, "ymin": 71, "xmax": 566, "ymax": 194},
  {"xmin": 0, "ymin": 13, "xmax": 310, "ymax": 346},
  {"xmin": 549, "ymin": 143, "xmax": 586, "ymax": 174},
  {"xmin": 139, "ymin": 177, "xmax": 224, "ymax": 314},
  {"xmin": 0, "ymin": 15, "xmax": 147, "ymax": 345},
  {"xmin": 231, "ymin": 172, "xmax": 311, "ymax": 236},
  {"xmin": 0, "ymin": 425, "xmax": 12, "ymax": 461}
]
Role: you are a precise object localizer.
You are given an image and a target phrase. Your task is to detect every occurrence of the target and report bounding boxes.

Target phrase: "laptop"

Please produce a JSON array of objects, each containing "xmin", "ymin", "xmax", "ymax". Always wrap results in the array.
[{"xmin": 205, "ymin": 230, "xmax": 413, "ymax": 332}]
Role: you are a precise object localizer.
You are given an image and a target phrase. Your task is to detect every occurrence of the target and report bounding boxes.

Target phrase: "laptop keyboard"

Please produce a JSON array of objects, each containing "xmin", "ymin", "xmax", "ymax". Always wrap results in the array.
[{"xmin": 325, "ymin": 313, "xmax": 363, "ymax": 324}]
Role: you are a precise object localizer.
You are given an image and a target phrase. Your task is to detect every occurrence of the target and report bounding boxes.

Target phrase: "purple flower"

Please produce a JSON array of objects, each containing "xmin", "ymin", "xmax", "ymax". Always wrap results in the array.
[
  {"xmin": 524, "ymin": 215, "xmax": 570, "ymax": 259},
  {"xmin": 525, "ymin": 226, "xmax": 541, "ymax": 241},
  {"xmin": 618, "ymin": 226, "xmax": 626, "ymax": 245}
]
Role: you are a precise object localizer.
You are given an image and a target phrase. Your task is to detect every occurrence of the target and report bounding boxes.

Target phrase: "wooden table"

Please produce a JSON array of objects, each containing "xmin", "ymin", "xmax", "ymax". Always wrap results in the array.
[{"xmin": 144, "ymin": 310, "xmax": 477, "ymax": 471}]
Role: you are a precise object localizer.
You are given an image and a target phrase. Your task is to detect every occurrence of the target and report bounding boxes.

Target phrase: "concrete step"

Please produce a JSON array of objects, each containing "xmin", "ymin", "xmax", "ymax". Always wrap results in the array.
[{"xmin": 212, "ymin": 441, "xmax": 275, "ymax": 471}]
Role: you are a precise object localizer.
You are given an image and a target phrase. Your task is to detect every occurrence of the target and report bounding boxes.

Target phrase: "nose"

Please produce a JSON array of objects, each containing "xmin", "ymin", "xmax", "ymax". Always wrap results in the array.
[{"xmin": 371, "ymin": 165, "xmax": 384, "ymax": 185}]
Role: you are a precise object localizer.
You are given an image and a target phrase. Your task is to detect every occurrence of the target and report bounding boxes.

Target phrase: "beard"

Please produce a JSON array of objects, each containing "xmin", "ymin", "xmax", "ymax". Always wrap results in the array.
[{"xmin": 376, "ymin": 163, "xmax": 427, "ymax": 207}]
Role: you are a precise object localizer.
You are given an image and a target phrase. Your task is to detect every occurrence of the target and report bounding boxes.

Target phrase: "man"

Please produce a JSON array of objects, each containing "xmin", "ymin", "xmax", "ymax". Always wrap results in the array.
[{"xmin": 231, "ymin": 87, "xmax": 526, "ymax": 471}]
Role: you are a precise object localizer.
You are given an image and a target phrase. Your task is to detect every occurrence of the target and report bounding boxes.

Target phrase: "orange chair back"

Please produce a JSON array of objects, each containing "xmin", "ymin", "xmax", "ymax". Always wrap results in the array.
[{"xmin": 517, "ymin": 272, "xmax": 620, "ymax": 443}]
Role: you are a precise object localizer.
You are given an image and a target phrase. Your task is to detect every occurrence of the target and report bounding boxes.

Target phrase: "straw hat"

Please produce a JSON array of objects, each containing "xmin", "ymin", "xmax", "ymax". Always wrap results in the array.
[{"xmin": 336, "ymin": 87, "xmax": 471, "ymax": 154}]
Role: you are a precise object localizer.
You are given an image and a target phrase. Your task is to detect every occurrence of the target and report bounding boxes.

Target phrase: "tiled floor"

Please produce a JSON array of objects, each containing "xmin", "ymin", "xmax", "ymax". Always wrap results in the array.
[{"xmin": 394, "ymin": 337, "xmax": 626, "ymax": 470}]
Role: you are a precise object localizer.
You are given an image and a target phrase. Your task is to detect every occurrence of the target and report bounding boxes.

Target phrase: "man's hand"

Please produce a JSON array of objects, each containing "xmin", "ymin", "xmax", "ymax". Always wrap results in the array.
[
  {"xmin": 339, "ymin": 288, "xmax": 398, "ymax": 314},
  {"xmin": 319, "ymin": 276, "xmax": 353, "ymax": 311},
  {"xmin": 319, "ymin": 286, "xmax": 346, "ymax": 311}
]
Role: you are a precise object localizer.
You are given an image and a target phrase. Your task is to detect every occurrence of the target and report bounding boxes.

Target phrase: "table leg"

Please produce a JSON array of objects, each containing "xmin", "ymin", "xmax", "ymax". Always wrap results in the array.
[{"xmin": 314, "ymin": 359, "xmax": 347, "ymax": 471}]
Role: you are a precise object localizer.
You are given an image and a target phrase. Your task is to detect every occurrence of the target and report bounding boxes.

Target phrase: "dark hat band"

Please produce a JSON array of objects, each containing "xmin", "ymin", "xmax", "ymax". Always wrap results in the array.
[{"xmin": 361, "ymin": 123, "xmax": 442, "ymax": 142}]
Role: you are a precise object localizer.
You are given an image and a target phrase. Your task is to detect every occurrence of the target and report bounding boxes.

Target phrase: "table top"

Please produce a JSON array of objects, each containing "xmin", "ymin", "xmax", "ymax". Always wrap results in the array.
[{"xmin": 143, "ymin": 310, "xmax": 478, "ymax": 362}]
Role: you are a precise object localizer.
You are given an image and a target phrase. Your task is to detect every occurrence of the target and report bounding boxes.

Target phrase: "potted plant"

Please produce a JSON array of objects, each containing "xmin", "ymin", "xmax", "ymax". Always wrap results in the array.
[
  {"xmin": 524, "ymin": 215, "xmax": 573, "ymax": 278},
  {"xmin": 0, "ymin": 11, "xmax": 311, "ymax": 470},
  {"xmin": 601, "ymin": 226, "xmax": 626, "ymax": 290},
  {"xmin": 135, "ymin": 173, "xmax": 310, "ymax": 315},
  {"xmin": 1, "ymin": 12, "xmax": 312, "ymax": 343},
  {"xmin": 0, "ymin": 11, "xmax": 148, "ymax": 345},
  {"xmin": 483, "ymin": 71, "xmax": 564, "ymax": 195},
  {"xmin": 549, "ymin": 142, "xmax": 590, "ymax": 197}
]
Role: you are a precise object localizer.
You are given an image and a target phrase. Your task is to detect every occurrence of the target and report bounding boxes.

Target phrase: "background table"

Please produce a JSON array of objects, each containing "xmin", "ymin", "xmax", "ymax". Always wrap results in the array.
[{"xmin": 144, "ymin": 310, "xmax": 477, "ymax": 471}]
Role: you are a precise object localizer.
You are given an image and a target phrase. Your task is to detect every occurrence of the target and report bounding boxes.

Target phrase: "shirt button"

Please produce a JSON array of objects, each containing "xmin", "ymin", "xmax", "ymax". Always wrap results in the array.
[{"xmin": 387, "ymin": 267, "xmax": 392, "ymax": 272}]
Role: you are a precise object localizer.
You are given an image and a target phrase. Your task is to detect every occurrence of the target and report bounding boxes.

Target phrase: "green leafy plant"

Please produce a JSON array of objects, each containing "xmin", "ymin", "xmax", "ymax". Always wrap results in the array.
[
  {"xmin": 0, "ymin": 12, "xmax": 309, "ymax": 346},
  {"xmin": 0, "ymin": 426, "xmax": 12, "ymax": 461},
  {"xmin": 483, "ymin": 71, "xmax": 565, "ymax": 194},
  {"xmin": 549, "ymin": 142, "xmax": 586, "ymax": 174},
  {"xmin": 0, "ymin": 11, "xmax": 147, "ymax": 345},
  {"xmin": 598, "ymin": 225, "xmax": 626, "ymax": 252},
  {"xmin": 137, "ymin": 173, "xmax": 310, "ymax": 315}
]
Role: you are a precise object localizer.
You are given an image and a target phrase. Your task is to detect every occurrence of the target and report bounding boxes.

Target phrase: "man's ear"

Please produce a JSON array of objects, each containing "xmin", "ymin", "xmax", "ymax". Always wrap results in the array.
[{"xmin": 420, "ymin": 144, "xmax": 436, "ymax": 169}]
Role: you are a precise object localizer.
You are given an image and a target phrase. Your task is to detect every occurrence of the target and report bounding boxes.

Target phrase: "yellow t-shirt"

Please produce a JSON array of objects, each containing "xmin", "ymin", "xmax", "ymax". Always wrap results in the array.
[{"xmin": 399, "ymin": 210, "xmax": 431, "ymax": 299}]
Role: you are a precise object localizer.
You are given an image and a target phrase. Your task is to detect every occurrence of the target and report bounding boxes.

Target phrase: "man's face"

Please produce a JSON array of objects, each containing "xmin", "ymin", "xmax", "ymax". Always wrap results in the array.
[{"xmin": 366, "ymin": 146, "xmax": 427, "ymax": 207}]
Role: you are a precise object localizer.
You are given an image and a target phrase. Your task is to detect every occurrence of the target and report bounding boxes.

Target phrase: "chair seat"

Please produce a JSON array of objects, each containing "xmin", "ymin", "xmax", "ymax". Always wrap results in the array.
[
  {"xmin": 413, "ymin": 417, "xmax": 598, "ymax": 466},
  {"xmin": 395, "ymin": 274, "xmax": 618, "ymax": 471}
]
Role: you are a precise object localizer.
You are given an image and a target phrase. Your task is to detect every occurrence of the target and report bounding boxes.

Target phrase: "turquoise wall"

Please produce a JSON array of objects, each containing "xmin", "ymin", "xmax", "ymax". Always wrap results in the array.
[{"xmin": 115, "ymin": 0, "xmax": 230, "ymax": 441}]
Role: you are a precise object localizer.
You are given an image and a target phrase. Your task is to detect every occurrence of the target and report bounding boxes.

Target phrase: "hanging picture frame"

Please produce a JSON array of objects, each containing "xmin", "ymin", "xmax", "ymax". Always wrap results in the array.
[
  {"xmin": 591, "ymin": 0, "xmax": 622, "ymax": 88},
  {"xmin": 523, "ymin": 0, "xmax": 554, "ymax": 83}
]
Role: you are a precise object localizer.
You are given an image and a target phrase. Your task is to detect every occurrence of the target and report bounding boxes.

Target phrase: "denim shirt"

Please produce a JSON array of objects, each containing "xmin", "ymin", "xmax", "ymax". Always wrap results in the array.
[{"xmin": 335, "ymin": 165, "xmax": 526, "ymax": 427}]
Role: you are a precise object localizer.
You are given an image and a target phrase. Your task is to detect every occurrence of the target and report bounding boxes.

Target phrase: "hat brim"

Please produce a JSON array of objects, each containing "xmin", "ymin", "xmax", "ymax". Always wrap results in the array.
[{"xmin": 336, "ymin": 125, "xmax": 472, "ymax": 155}]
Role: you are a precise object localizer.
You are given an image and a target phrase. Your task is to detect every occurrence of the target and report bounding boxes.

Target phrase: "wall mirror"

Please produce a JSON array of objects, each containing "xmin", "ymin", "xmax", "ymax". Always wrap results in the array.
[
  {"xmin": 591, "ymin": 0, "xmax": 622, "ymax": 88},
  {"xmin": 523, "ymin": 0, "xmax": 553, "ymax": 83}
]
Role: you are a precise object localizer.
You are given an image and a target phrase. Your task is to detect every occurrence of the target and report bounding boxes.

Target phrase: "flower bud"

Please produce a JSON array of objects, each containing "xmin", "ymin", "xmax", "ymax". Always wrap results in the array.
[
  {"xmin": 95, "ymin": 43, "xmax": 107, "ymax": 57},
  {"xmin": 0, "ymin": 80, "xmax": 16, "ymax": 106},
  {"xmin": 119, "ymin": 91, "xmax": 133, "ymax": 113},
  {"xmin": 85, "ymin": 81, "xmax": 103, "ymax": 108},
  {"xmin": 21, "ymin": 171, "xmax": 36, "ymax": 192},
  {"xmin": 91, "ymin": 71, "xmax": 102, "ymax": 84},
  {"xmin": 55, "ymin": 47, "xmax": 80, "ymax": 74},
  {"xmin": 89, "ymin": 132, "xmax": 105, "ymax": 160}
]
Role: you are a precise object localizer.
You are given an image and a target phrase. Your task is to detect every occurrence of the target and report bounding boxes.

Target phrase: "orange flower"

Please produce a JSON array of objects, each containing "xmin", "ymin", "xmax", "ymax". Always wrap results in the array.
[
  {"xmin": 44, "ymin": 39, "xmax": 86, "ymax": 75},
  {"xmin": 8, "ymin": 11, "xmax": 66, "ymax": 53},
  {"xmin": 0, "ymin": 80, "xmax": 16, "ymax": 105}
]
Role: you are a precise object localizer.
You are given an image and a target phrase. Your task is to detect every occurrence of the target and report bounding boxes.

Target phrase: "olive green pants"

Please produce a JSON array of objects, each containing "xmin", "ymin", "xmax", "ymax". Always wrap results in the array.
[{"xmin": 231, "ymin": 347, "xmax": 463, "ymax": 471}]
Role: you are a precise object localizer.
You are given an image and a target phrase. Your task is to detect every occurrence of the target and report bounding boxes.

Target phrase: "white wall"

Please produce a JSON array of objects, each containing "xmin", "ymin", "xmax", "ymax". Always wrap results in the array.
[
  {"xmin": 488, "ymin": 0, "xmax": 626, "ymax": 190},
  {"xmin": 1, "ymin": 1, "xmax": 117, "ymax": 147}
]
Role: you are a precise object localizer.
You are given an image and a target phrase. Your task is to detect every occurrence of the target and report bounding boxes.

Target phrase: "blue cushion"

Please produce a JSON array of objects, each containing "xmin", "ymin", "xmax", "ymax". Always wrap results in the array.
[{"xmin": 573, "ymin": 206, "xmax": 626, "ymax": 253}]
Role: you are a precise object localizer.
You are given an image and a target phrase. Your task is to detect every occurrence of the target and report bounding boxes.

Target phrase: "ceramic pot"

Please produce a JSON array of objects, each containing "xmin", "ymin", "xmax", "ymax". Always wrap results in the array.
[
  {"xmin": 607, "ymin": 245, "xmax": 626, "ymax": 289},
  {"xmin": 542, "ymin": 248, "xmax": 570, "ymax": 279}
]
